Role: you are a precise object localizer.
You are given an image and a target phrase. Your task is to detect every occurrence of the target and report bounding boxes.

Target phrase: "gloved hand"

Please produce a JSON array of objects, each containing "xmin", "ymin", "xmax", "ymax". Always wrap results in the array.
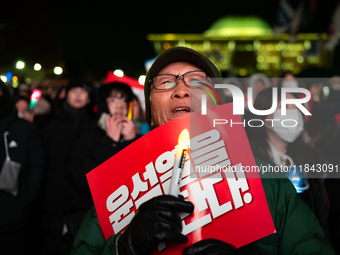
[
  {"xmin": 238, "ymin": 242, "xmax": 263, "ymax": 255},
  {"xmin": 183, "ymin": 239, "xmax": 239, "ymax": 255},
  {"xmin": 117, "ymin": 195, "xmax": 194, "ymax": 255}
]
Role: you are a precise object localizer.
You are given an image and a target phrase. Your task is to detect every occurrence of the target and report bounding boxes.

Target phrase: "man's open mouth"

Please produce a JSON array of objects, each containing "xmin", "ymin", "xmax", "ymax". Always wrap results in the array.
[{"xmin": 173, "ymin": 107, "xmax": 190, "ymax": 113}]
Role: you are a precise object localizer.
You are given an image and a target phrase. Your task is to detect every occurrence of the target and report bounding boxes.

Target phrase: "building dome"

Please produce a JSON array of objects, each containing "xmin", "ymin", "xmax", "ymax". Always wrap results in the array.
[{"xmin": 204, "ymin": 16, "xmax": 273, "ymax": 37}]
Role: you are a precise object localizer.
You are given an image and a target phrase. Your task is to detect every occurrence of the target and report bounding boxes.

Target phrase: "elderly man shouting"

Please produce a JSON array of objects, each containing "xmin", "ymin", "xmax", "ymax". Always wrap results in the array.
[{"xmin": 71, "ymin": 47, "xmax": 334, "ymax": 255}]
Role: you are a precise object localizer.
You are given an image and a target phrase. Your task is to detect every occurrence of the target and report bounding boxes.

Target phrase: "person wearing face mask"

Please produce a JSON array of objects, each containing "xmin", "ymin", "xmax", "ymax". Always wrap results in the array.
[{"xmin": 244, "ymin": 87, "xmax": 331, "ymax": 241}]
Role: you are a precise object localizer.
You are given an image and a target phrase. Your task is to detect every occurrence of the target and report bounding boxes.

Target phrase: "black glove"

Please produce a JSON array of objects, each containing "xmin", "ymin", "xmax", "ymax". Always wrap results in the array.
[
  {"xmin": 238, "ymin": 242, "xmax": 263, "ymax": 255},
  {"xmin": 117, "ymin": 195, "xmax": 194, "ymax": 255},
  {"xmin": 183, "ymin": 239, "xmax": 239, "ymax": 255}
]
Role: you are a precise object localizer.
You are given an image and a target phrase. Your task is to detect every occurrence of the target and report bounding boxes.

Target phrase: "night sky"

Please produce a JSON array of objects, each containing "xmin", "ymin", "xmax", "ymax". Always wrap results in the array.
[{"xmin": 1, "ymin": 0, "xmax": 339, "ymax": 81}]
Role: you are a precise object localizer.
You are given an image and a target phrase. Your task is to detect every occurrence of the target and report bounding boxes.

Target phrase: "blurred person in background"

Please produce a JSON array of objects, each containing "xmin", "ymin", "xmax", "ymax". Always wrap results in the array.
[
  {"xmin": 328, "ymin": 76, "xmax": 340, "ymax": 124},
  {"xmin": 53, "ymin": 82, "xmax": 141, "ymax": 255},
  {"xmin": 289, "ymin": 75, "xmax": 340, "ymax": 254},
  {"xmin": 244, "ymin": 87, "xmax": 331, "ymax": 241},
  {"xmin": 0, "ymin": 80, "xmax": 45, "ymax": 255},
  {"xmin": 66, "ymin": 82, "xmax": 141, "ymax": 185},
  {"xmin": 303, "ymin": 79, "xmax": 338, "ymax": 162},
  {"xmin": 131, "ymin": 93, "xmax": 151, "ymax": 135},
  {"xmin": 56, "ymin": 85, "xmax": 66, "ymax": 101},
  {"xmin": 248, "ymin": 73, "xmax": 271, "ymax": 101},
  {"xmin": 14, "ymin": 96, "xmax": 34, "ymax": 123},
  {"xmin": 280, "ymin": 72, "xmax": 299, "ymax": 88},
  {"xmin": 13, "ymin": 91, "xmax": 51, "ymax": 131},
  {"xmin": 50, "ymin": 85, "xmax": 67, "ymax": 114},
  {"xmin": 243, "ymin": 73, "xmax": 271, "ymax": 114},
  {"xmin": 320, "ymin": 75, "xmax": 340, "ymax": 254},
  {"xmin": 32, "ymin": 96, "xmax": 52, "ymax": 131},
  {"xmin": 17, "ymin": 83, "xmax": 30, "ymax": 98},
  {"xmin": 41, "ymin": 78, "xmax": 96, "ymax": 255},
  {"xmin": 325, "ymin": 76, "xmax": 340, "ymax": 162},
  {"xmin": 223, "ymin": 77, "xmax": 243, "ymax": 104},
  {"xmin": 95, "ymin": 82, "xmax": 140, "ymax": 148}
]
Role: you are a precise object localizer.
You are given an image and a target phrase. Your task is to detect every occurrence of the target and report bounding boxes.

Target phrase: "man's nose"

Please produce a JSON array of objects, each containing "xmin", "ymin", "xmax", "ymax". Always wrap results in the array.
[{"xmin": 173, "ymin": 77, "xmax": 190, "ymax": 98}]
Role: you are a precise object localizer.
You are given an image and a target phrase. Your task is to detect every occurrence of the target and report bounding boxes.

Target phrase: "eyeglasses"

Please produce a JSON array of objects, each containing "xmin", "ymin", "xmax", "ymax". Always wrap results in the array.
[{"xmin": 151, "ymin": 71, "xmax": 213, "ymax": 90}]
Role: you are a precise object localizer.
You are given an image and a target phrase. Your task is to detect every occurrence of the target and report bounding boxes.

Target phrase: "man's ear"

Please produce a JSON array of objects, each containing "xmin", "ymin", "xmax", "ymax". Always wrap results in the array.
[{"xmin": 150, "ymin": 118, "xmax": 154, "ymax": 127}]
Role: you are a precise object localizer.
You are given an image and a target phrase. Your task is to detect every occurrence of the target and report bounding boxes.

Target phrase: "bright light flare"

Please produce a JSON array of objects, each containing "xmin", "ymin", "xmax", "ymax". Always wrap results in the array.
[
  {"xmin": 54, "ymin": 66, "xmax": 63, "ymax": 75},
  {"xmin": 0, "ymin": 76, "xmax": 7, "ymax": 82},
  {"xmin": 178, "ymin": 128, "xmax": 190, "ymax": 145},
  {"xmin": 169, "ymin": 128, "xmax": 190, "ymax": 196},
  {"xmin": 138, "ymin": 75, "xmax": 146, "ymax": 85},
  {"xmin": 114, "ymin": 69, "xmax": 124, "ymax": 77},
  {"xmin": 34, "ymin": 63, "xmax": 42, "ymax": 71},
  {"xmin": 16, "ymin": 61, "xmax": 25, "ymax": 69}
]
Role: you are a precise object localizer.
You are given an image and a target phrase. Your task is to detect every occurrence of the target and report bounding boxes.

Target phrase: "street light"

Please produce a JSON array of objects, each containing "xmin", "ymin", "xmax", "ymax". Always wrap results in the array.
[
  {"xmin": 16, "ymin": 61, "xmax": 25, "ymax": 69},
  {"xmin": 53, "ymin": 66, "xmax": 63, "ymax": 75},
  {"xmin": 138, "ymin": 75, "xmax": 146, "ymax": 85},
  {"xmin": 0, "ymin": 76, "xmax": 7, "ymax": 82},
  {"xmin": 12, "ymin": 76, "xmax": 18, "ymax": 88},
  {"xmin": 114, "ymin": 69, "xmax": 124, "ymax": 77},
  {"xmin": 34, "ymin": 63, "xmax": 42, "ymax": 71}
]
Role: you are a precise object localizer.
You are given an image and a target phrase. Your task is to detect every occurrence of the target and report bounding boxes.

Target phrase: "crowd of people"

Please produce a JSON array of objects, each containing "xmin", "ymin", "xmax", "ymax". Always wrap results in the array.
[
  {"xmin": 0, "ymin": 46, "xmax": 340, "ymax": 254},
  {"xmin": 0, "ymin": 78, "xmax": 149, "ymax": 255}
]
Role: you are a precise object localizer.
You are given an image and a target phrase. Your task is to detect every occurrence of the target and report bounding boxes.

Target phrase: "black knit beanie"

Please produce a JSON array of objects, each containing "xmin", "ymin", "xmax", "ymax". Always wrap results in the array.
[{"xmin": 65, "ymin": 78, "xmax": 94, "ymax": 96}]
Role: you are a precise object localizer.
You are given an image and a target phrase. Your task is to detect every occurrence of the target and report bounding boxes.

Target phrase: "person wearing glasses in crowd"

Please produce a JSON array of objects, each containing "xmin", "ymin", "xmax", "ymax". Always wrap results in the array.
[{"xmin": 70, "ymin": 47, "xmax": 335, "ymax": 255}]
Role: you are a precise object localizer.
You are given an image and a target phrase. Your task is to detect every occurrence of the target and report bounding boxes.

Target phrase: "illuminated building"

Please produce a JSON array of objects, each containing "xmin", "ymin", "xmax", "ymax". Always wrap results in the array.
[{"xmin": 147, "ymin": 16, "xmax": 333, "ymax": 77}]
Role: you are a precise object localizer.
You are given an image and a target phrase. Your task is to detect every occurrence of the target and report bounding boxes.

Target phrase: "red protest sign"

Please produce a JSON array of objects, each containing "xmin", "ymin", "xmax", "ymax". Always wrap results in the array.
[{"xmin": 86, "ymin": 103, "xmax": 276, "ymax": 253}]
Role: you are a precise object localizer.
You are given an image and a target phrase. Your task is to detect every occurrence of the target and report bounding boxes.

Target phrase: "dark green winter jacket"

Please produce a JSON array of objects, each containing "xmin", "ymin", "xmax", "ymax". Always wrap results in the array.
[{"xmin": 71, "ymin": 158, "xmax": 335, "ymax": 255}]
